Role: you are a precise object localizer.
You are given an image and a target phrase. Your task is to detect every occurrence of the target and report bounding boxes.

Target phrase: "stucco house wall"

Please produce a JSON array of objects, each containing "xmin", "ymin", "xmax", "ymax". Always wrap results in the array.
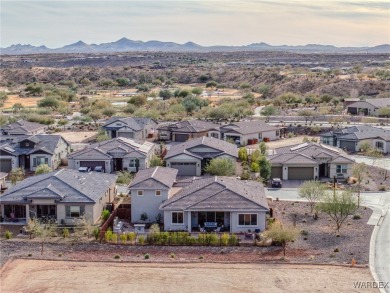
[{"xmin": 130, "ymin": 189, "xmax": 169, "ymax": 223}]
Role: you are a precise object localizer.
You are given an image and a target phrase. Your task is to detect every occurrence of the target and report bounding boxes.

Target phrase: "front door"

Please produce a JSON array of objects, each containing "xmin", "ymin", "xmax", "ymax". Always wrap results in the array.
[
  {"xmin": 25, "ymin": 155, "xmax": 30, "ymax": 169},
  {"xmin": 111, "ymin": 130, "xmax": 117, "ymax": 138},
  {"xmin": 114, "ymin": 158, "xmax": 123, "ymax": 171}
]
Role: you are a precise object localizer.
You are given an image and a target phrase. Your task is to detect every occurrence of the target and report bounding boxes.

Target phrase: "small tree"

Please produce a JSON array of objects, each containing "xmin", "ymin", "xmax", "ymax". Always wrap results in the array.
[
  {"xmin": 9, "ymin": 168, "xmax": 24, "ymax": 185},
  {"xmin": 266, "ymin": 222, "xmax": 298, "ymax": 256},
  {"xmin": 96, "ymin": 129, "xmax": 110, "ymax": 142},
  {"xmin": 28, "ymin": 218, "xmax": 57, "ymax": 255},
  {"xmin": 298, "ymin": 109, "xmax": 316, "ymax": 124},
  {"xmin": 35, "ymin": 164, "xmax": 52, "ymax": 175},
  {"xmin": 258, "ymin": 155, "xmax": 271, "ymax": 180},
  {"xmin": 116, "ymin": 171, "xmax": 134, "ymax": 185},
  {"xmin": 358, "ymin": 141, "xmax": 371, "ymax": 153},
  {"xmin": 204, "ymin": 158, "xmax": 236, "ymax": 176},
  {"xmin": 316, "ymin": 190, "xmax": 358, "ymax": 233},
  {"xmin": 250, "ymin": 149, "xmax": 261, "ymax": 163},
  {"xmin": 57, "ymin": 119, "xmax": 68, "ymax": 131},
  {"xmin": 75, "ymin": 215, "xmax": 95, "ymax": 240},
  {"xmin": 258, "ymin": 142, "xmax": 267, "ymax": 155},
  {"xmin": 238, "ymin": 147, "xmax": 248, "ymax": 162},
  {"xmin": 149, "ymin": 155, "xmax": 163, "ymax": 167},
  {"xmin": 261, "ymin": 106, "xmax": 277, "ymax": 122},
  {"xmin": 351, "ymin": 163, "xmax": 367, "ymax": 207},
  {"xmin": 298, "ymin": 181, "xmax": 326, "ymax": 214}
]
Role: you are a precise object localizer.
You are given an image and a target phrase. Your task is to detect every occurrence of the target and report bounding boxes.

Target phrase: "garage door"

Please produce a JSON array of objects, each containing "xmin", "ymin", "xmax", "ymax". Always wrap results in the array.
[
  {"xmin": 0, "ymin": 159, "xmax": 12, "ymax": 172},
  {"xmin": 175, "ymin": 134, "xmax": 189, "ymax": 142},
  {"xmin": 80, "ymin": 161, "xmax": 106, "ymax": 171},
  {"xmin": 170, "ymin": 162, "xmax": 197, "ymax": 176},
  {"xmin": 271, "ymin": 167, "xmax": 283, "ymax": 179},
  {"xmin": 347, "ymin": 107, "xmax": 358, "ymax": 115},
  {"xmin": 288, "ymin": 167, "xmax": 314, "ymax": 180},
  {"xmin": 339, "ymin": 141, "xmax": 356, "ymax": 152}
]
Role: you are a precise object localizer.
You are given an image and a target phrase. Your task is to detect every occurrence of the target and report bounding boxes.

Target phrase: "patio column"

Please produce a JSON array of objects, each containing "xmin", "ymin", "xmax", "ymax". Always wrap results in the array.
[
  {"xmin": 187, "ymin": 211, "xmax": 191, "ymax": 233},
  {"xmin": 25, "ymin": 204, "xmax": 30, "ymax": 222}
]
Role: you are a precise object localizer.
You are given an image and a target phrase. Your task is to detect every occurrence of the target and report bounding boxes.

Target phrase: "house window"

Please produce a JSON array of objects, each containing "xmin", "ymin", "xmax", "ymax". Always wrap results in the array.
[
  {"xmin": 155, "ymin": 190, "xmax": 161, "ymax": 196},
  {"xmin": 137, "ymin": 190, "xmax": 144, "ymax": 196},
  {"xmin": 336, "ymin": 165, "xmax": 347, "ymax": 174},
  {"xmin": 258, "ymin": 133, "xmax": 263, "ymax": 139},
  {"xmin": 65, "ymin": 206, "xmax": 85, "ymax": 218},
  {"xmin": 33, "ymin": 157, "xmax": 49, "ymax": 167},
  {"xmin": 238, "ymin": 214, "xmax": 257, "ymax": 226},
  {"xmin": 375, "ymin": 141, "xmax": 384, "ymax": 150},
  {"xmin": 129, "ymin": 160, "xmax": 136, "ymax": 168},
  {"xmin": 171, "ymin": 212, "xmax": 184, "ymax": 224},
  {"xmin": 322, "ymin": 137, "xmax": 331, "ymax": 145},
  {"xmin": 276, "ymin": 130, "xmax": 280, "ymax": 136}
]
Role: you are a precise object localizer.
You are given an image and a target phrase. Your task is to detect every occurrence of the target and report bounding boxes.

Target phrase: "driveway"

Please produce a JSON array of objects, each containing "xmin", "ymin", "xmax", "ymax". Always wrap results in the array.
[
  {"xmin": 265, "ymin": 188, "xmax": 390, "ymax": 291},
  {"xmin": 351, "ymin": 155, "xmax": 390, "ymax": 171}
]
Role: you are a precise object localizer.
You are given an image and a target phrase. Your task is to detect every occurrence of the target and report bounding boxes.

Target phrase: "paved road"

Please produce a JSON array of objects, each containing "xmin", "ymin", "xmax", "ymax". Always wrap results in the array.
[
  {"xmin": 351, "ymin": 155, "xmax": 390, "ymax": 171},
  {"xmin": 266, "ymin": 188, "xmax": 390, "ymax": 290}
]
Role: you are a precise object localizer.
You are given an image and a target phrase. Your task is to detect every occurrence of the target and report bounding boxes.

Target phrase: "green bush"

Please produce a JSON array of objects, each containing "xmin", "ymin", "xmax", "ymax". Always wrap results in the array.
[
  {"xmin": 138, "ymin": 235, "xmax": 145, "ymax": 245},
  {"xmin": 352, "ymin": 214, "xmax": 361, "ymax": 220},
  {"xmin": 112, "ymin": 233, "xmax": 118, "ymax": 243},
  {"xmin": 113, "ymin": 254, "xmax": 120, "ymax": 259},
  {"xmin": 334, "ymin": 248, "xmax": 339, "ymax": 253},
  {"xmin": 220, "ymin": 233, "xmax": 229, "ymax": 246},
  {"xmin": 300, "ymin": 230, "xmax": 309, "ymax": 236},
  {"xmin": 101, "ymin": 210, "xmax": 110, "ymax": 222},
  {"xmin": 144, "ymin": 253, "xmax": 150, "ymax": 259},
  {"xmin": 228, "ymin": 234, "xmax": 238, "ymax": 246},
  {"xmin": 169, "ymin": 253, "xmax": 176, "ymax": 258},
  {"xmin": 5, "ymin": 230, "xmax": 12, "ymax": 239},
  {"xmin": 93, "ymin": 227, "xmax": 100, "ymax": 240},
  {"xmin": 62, "ymin": 228, "xmax": 70, "ymax": 238},
  {"xmin": 104, "ymin": 228, "xmax": 113, "ymax": 242},
  {"xmin": 120, "ymin": 233, "xmax": 127, "ymax": 244},
  {"xmin": 379, "ymin": 185, "xmax": 387, "ymax": 191},
  {"xmin": 127, "ymin": 232, "xmax": 136, "ymax": 243}
]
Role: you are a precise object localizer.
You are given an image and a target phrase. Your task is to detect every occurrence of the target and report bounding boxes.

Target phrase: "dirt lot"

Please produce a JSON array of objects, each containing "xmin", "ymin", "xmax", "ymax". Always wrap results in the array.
[
  {"xmin": 1, "ymin": 95, "xmax": 42, "ymax": 109},
  {"xmin": 60, "ymin": 131, "xmax": 98, "ymax": 143},
  {"xmin": 0, "ymin": 259, "xmax": 375, "ymax": 293}
]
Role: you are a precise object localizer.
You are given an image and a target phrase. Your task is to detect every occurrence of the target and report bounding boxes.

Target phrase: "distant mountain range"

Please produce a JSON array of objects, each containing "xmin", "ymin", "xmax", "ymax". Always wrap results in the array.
[{"xmin": 1, "ymin": 38, "xmax": 390, "ymax": 55}]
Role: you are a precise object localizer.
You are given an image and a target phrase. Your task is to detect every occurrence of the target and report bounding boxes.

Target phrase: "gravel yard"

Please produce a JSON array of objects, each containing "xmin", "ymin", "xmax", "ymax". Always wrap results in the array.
[{"xmin": 271, "ymin": 201, "xmax": 374, "ymax": 265}]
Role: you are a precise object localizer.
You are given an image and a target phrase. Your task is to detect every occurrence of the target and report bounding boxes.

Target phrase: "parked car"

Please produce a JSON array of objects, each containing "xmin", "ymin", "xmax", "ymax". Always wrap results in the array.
[
  {"xmin": 78, "ymin": 167, "xmax": 91, "ymax": 173},
  {"xmin": 94, "ymin": 166, "xmax": 104, "ymax": 172},
  {"xmin": 271, "ymin": 178, "xmax": 282, "ymax": 188}
]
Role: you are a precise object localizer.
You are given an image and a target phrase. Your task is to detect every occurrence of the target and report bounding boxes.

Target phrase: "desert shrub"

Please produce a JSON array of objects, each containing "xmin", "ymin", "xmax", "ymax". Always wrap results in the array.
[
  {"xmin": 300, "ymin": 230, "xmax": 309, "ymax": 236},
  {"xmin": 169, "ymin": 253, "xmax": 176, "ymax": 258},
  {"xmin": 120, "ymin": 233, "xmax": 127, "ymax": 244},
  {"xmin": 104, "ymin": 228, "xmax": 113, "ymax": 242},
  {"xmin": 28, "ymin": 253, "xmax": 32, "ymax": 257},
  {"xmin": 198, "ymin": 255, "xmax": 204, "ymax": 260},
  {"xmin": 58, "ymin": 253, "xmax": 63, "ymax": 257},
  {"xmin": 334, "ymin": 248, "xmax": 339, "ymax": 253},
  {"xmin": 93, "ymin": 227, "xmax": 100, "ymax": 240},
  {"xmin": 379, "ymin": 185, "xmax": 387, "ymax": 191},
  {"xmin": 228, "ymin": 234, "xmax": 238, "ymax": 246},
  {"xmin": 220, "ymin": 233, "xmax": 229, "ymax": 246},
  {"xmin": 62, "ymin": 228, "xmax": 70, "ymax": 238},
  {"xmin": 5, "ymin": 230, "xmax": 13, "ymax": 239},
  {"xmin": 101, "ymin": 209, "xmax": 110, "ymax": 222},
  {"xmin": 112, "ymin": 233, "xmax": 118, "ymax": 243},
  {"xmin": 138, "ymin": 235, "xmax": 145, "ymax": 245},
  {"xmin": 144, "ymin": 253, "xmax": 150, "ymax": 259},
  {"xmin": 113, "ymin": 254, "xmax": 120, "ymax": 259},
  {"xmin": 126, "ymin": 232, "xmax": 136, "ymax": 243},
  {"xmin": 352, "ymin": 214, "xmax": 361, "ymax": 220}
]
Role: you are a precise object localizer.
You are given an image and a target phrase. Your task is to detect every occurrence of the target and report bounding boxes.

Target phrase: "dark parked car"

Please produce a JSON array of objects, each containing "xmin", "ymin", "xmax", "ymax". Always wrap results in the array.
[
  {"xmin": 271, "ymin": 178, "xmax": 282, "ymax": 188},
  {"xmin": 78, "ymin": 167, "xmax": 91, "ymax": 173},
  {"xmin": 94, "ymin": 166, "xmax": 104, "ymax": 172}
]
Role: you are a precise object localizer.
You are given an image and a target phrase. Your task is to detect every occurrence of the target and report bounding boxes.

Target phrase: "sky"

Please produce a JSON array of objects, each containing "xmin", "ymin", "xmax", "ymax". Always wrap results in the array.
[{"xmin": 1, "ymin": 0, "xmax": 389, "ymax": 48}]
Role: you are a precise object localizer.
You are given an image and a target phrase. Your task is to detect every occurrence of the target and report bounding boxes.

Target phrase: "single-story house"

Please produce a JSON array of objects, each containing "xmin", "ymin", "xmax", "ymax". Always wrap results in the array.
[
  {"xmin": 157, "ymin": 120, "xmax": 220, "ymax": 142},
  {"xmin": 0, "ymin": 120, "xmax": 47, "ymax": 136},
  {"xmin": 159, "ymin": 176, "xmax": 269, "ymax": 233},
  {"xmin": 320, "ymin": 125, "xmax": 390, "ymax": 153},
  {"xmin": 268, "ymin": 142, "xmax": 355, "ymax": 180},
  {"xmin": 102, "ymin": 117, "xmax": 157, "ymax": 139},
  {"xmin": 0, "ymin": 169, "xmax": 117, "ymax": 225},
  {"xmin": 129, "ymin": 167, "xmax": 178, "ymax": 224},
  {"xmin": 209, "ymin": 121, "xmax": 284, "ymax": 145},
  {"xmin": 67, "ymin": 137, "xmax": 155, "ymax": 173},
  {"xmin": 164, "ymin": 136, "xmax": 238, "ymax": 176},
  {"xmin": 0, "ymin": 135, "xmax": 70, "ymax": 172},
  {"xmin": 346, "ymin": 98, "xmax": 390, "ymax": 117}
]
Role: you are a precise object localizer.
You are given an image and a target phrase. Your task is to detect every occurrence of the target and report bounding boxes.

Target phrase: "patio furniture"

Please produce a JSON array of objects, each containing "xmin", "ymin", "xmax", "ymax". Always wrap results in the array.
[
  {"xmin": 113, "ymin": 221, "xmax": 124, "ymax": 233},
  {"xmin": 10, "ymin": 213, "xmax": 18, "ymax": 222},
  {"xmin": 245, "ymin": 232, "xmax": 255, "ymax": 240},
  {"xmin": 214, "ymin": 227, "xmax": 221, "ymax": 232},
  {"xmin": 198, "ymin": 225, "xmax": 206, "ymax": 233}
]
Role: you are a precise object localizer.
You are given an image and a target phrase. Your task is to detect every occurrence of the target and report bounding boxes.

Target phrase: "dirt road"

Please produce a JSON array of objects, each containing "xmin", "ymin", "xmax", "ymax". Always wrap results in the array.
[{"xmin": 0, "ymin": 259, "xmax": 376, "ymax": 293}]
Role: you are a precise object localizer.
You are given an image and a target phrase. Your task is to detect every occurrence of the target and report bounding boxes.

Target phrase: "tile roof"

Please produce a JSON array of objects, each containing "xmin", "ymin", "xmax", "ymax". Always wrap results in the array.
[
  {"xmin": 157, "ymin": 119, "xmax": 219, "ymax": 133},
  {"xmin": 361, "ymin": 98, "xmax": 390, "ymax": 108},
  {"xmin": 68, "ymin": 137, "xmax": 155, "ymax": 160},
  {"xmin": 270, "ymin": 142, "xmax": 354, "ymax": 164},
  {"xmin": 160, "ymin": 176, "xmax": 269, "ymax": 211},
  {"xmin": 321, "ymin": 125, "xmax": 390, "ymax": 141},
  {"xmin": 0, "ymin": 169, "xmax": 117, "ymax": 204},
  {"xmin": 0, "ymin": 134, "xmax": 66, "ymax": 156},
  {"xmin": 102, "ymin": 117, "xmax": 156, "ymax": 131},
  {"xmin": 219, "ymin": 121, "xmax": 280, "ymax": 135},
  {"xmin": 164, "ymin": 136, "xmax": 238, "ymax": 159},
  {"xmin": 0, "ymin": 120, "xmax": 46, "ymax": 135},
  {"xmin": 129, "ymin": 167, "xmax": 178, "ymax": 189}
]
